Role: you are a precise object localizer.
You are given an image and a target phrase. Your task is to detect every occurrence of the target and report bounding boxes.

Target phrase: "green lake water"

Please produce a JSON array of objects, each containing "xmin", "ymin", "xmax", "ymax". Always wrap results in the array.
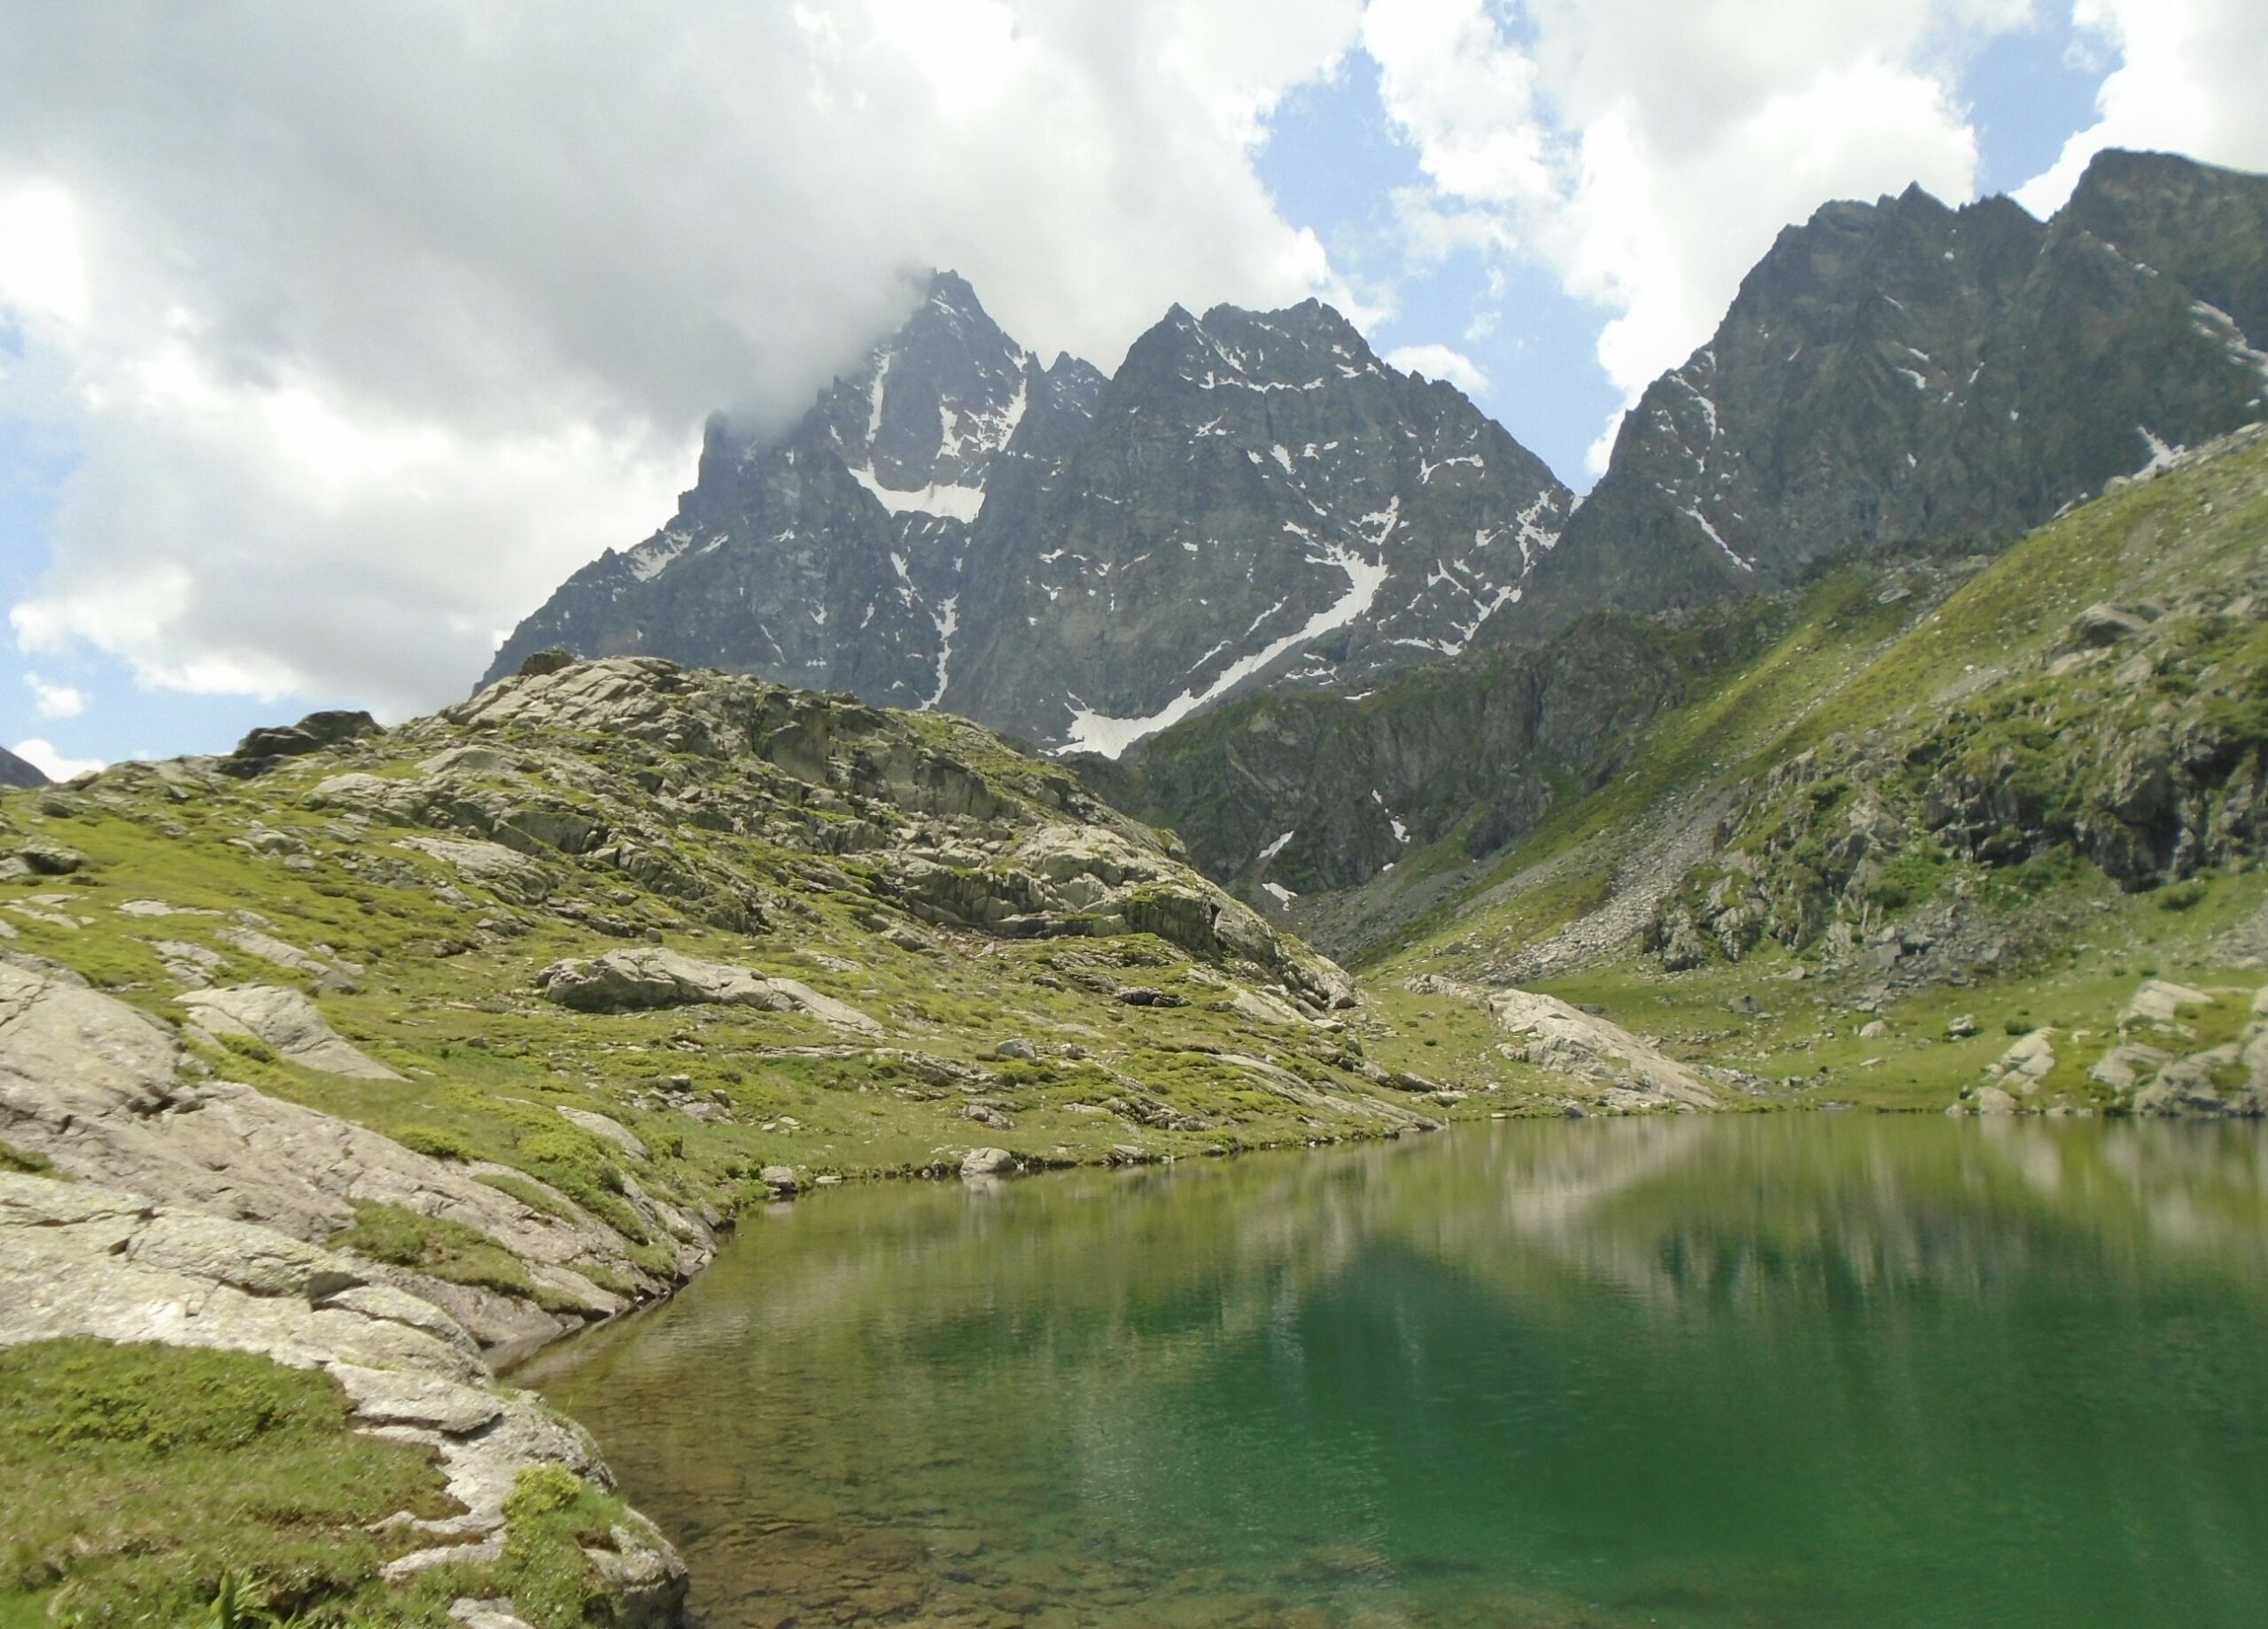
[{"xmin": 527, "ymin": 1117, "xmax": 2268, "ymax": 1627}]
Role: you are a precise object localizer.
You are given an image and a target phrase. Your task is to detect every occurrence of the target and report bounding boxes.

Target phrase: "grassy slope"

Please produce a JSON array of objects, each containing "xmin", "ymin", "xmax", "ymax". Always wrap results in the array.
[
  {"xmin": 1, "ymin": 741, "xmax": 1446, "ymax": 1233},
  {"xmin": 0, "ymin": 1340, "xmax": 634, "ymax": 1629},
  {"xmin": 1359, "ymin": 434, "xmax": 2268, "ymax": 1111}
]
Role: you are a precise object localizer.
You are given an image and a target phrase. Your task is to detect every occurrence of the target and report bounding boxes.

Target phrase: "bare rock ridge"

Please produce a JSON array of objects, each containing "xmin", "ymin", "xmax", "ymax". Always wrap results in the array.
[
  {"xmin": 0, "ymin": 746, "xmax": 47, "ymax": 790},
  {"xmin": 485, "ymin": 151, "xmax": 2263, "ymax": 767},
  {"xmin": 1496, "ymin": 149, "xmax": 2268, "ymax": 639},
  {"xmin": 485, "ymin": 274, "xmax": 1572, "ymax": 754}
]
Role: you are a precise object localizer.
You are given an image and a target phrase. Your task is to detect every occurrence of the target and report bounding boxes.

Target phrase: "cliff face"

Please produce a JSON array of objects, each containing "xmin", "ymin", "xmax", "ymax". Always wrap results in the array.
[
  {"xmin": 1081, "ymin": 595, "xmax": 1790, "ymax": 894},
  {"xmin": 945, "ymin": 299, "xmax": 1570, "ymax": 750},
  {"xmin": 483, "ymin": 273, "xmax": 1093, "ymax": 715},
  {"xmin": 1492, "ymin": 151, "xmax": 2268, "ymax": 640},
  {"xmin": 486, "ymin": 279, "xmax": 1568, "ymax": 755}
]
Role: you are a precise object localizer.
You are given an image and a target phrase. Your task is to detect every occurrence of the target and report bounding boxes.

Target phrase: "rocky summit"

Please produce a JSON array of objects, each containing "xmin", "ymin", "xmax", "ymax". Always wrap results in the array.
[
  {"xmin": 487, "ymin": 152, "xmax": 2267, "ymax": 764},
  {"xmin": 1498, "ymin": 150, "xmax": 2268, "ymax": 637},
  {"xmin": 487, "ymin": 275, "xmax": 1569, "ymax": 755}
]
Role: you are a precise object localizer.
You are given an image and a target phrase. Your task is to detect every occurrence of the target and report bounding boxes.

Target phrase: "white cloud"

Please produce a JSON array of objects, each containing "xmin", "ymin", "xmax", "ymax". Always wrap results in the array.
[
  {"xmin": 1359, "ymin": 0, "xmax": 2033, "ymax": 471},
  {"xmin": 0, "ymin": 2, "xmax": 1366, "ymax": 719},
  {"xmin": 0, "ymin": 183, "xmax": 88, "ymax": 325},
  {"xmin": 2016, "ymin": 0, "xmax": 2268, "ymax": 215},
  {"xmin": 1386, "ymin": 342, "xmax": 1489, "ymax": 392},
  {"xmin": 12, "ymin": 737, "xmax": 104, "ymax": 780},
  {"xmin": 21, "ymin": 671, "xmax": 85, "ymax": 719}
]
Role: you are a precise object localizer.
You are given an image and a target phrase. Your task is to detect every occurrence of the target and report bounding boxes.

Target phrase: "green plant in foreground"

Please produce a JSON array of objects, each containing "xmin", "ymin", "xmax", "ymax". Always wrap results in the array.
[
  {"xmin": 0, "ymin": 1340, "xmax": 451, "ymax": 1623},
  {"xmin": 199, "ymin": 1571, "xmax": 286, "ymax": 1629}
]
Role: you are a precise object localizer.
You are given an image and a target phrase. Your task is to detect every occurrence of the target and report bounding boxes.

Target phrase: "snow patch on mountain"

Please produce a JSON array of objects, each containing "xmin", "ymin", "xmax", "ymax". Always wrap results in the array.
[
  {"xmin": 1061, "ymin": 534, "xmax": 1391, "ymax": 758},
  {"xmin": 847, "ymin": 467, "xmax": 990, "ymax": 522}
]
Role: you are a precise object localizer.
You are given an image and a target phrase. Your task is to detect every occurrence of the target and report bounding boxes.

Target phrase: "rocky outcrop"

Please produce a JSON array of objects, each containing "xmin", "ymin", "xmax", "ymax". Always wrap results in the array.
[
  {"xmin": 396, "ymin": 836, "xmax": 558, "ymax": 906},
  {"xmin": 221, "ymin": 709, "xmax": 383, "ymax": 779},
  {"xmin": 180, "ymin": 983, "xmax": 403, "ymax": 1078},
  {"xmin": 1487, "ymin": 989, "xmax": 1717, "ymax": 1112},
  {"xmin": 1950, "ymin": 980, "xmax": 2267, "ymax": 1117},
  {"xmin": 2128, "ymin": 983, "xmax": 2268, "ymax": 1119},
  {"xmin": 0, "ymin": 1174, "xmax": 687, "ymax": 1625},
  {"xmin": 538, "ymin": 946, "xmax": 883, "ymax": 1036},
  {"xmin": 0, "ymin": 959, "xmax": 700, "ymax": 1341},
  {"xmin": 1635, "ymin": 430, "xmax": 2268, "ymax": 980}
]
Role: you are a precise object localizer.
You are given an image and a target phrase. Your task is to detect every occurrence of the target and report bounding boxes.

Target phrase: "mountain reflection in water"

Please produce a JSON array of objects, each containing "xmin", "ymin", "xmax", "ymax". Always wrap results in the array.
[{"xmin": 529, "ymin": 1117, "xmax": 2268, "ymax": 1629}]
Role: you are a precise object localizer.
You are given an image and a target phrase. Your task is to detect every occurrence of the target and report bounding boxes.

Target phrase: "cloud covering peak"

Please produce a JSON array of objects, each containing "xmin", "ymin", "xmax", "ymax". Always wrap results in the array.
[{"xmin": 0, "ymin": 0, "xmax": 1360, "ymax": 717}]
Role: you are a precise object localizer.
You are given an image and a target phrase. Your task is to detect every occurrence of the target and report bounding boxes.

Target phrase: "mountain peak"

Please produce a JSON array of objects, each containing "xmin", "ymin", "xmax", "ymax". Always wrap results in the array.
[{"xmin": 1488, "ymin": 149, "xmax": 2268, "ymax": 648}]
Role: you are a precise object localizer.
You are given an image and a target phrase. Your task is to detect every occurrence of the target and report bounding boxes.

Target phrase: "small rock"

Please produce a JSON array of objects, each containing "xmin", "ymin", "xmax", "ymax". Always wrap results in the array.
[
  {"xmin": 1946, "ymin": 1013, "xmax": 1978, "ymax": 1039},
  {"xmin": 759, "ymin": 1166, "xmax": 799, "ymax": 1196},
  {"xmin": 18, "ymin": 842, "xmax": 85, "ymax": 876},
  {"xmin": 517, "ymin": 647, "xmax": 578, "ymax": 678},
  {"xmin": 959, "ymin": 1147, "xmax": 1015, "ymax": 1180},
  {"xmin": 1116, "ymin": 988, "xmax": 1189, "ymax": 1008},
  {"xmin": 995, "ymin": 1038, "xmax": 1038, "ymax": 1060},
  {"xmin": 1859, "ymin": 1020, "xmax": 1888, "ymax": 1039}
]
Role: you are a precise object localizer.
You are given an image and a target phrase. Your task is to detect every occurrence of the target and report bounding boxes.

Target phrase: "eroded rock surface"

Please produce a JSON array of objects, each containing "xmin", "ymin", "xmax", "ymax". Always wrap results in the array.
[
  {"xmin": 180, "ymin": 982, "xmax": 402, "ymax": 1079},
  {"xmin": 1488, "ymin": 989, "xmax": 1717, "ymax": 1111},
  {"xmin": 0, "ymin": 1173, "xmax": 687, "ymax": 1625},
  {"xmin": 0, "ymin": 960, "xmax": 703, "ymax": 1338},
  {"xmin": 538, "ymin": 946, "xmax": 883, "ymax": 1036}
]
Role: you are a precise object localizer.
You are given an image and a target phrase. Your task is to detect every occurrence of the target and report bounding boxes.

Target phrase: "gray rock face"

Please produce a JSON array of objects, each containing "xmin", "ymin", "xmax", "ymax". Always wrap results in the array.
[
  {"xmin": 947, "ymin": 299, "xmax": 1571, "ymax": 749},
  {"xmin": 0, "ymin": 1173, "xmax": 689, "ymax": 1624},
  {"xmin": 485, "ymin": 271, "xmax": 1095, "ymax": 716},
  {"xmin": 537, "ymin": 946, "xmax": 883, "ymax": 1036},
  {"xmin": 1488, "ymin": 989, "xmax": 1717, "ymax": 1111},
  {"xmin": 0, "ymin": 959, "xmax": 695, "ymax": 1330},
  {"xmin": 484, "ymin": 275, "xmax": 1569, "ymax": 755},
  {"xmin": 0, "ymin": 745, "xmax": 48, "ymax": 789},
  {"xmin": 1496, "ymin": 150, "xmax": 2268, "ymax": 641},
  {"xmin": 180, "ymin": 983, "xmax": 402, "ymax": 1078}
]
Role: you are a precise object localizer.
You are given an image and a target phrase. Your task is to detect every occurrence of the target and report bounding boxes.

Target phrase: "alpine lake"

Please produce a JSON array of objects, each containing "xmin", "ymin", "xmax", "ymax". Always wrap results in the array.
[{"xmin": 524, "ymin": 1116, "xmax": 2268, "ymax": 1629}]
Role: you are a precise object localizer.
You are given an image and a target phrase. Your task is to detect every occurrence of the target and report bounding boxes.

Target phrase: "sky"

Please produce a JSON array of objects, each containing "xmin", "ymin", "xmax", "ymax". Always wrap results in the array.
[{"xmin": 1, "ymin": 0, "xmax": 2265, "ymax": 778}]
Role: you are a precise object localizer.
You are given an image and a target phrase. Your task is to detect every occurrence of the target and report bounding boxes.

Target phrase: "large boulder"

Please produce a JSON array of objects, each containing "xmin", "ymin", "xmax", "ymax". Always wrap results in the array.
[{"xmin": 537, "ymin": 947, "xmax": 882, "ymax": 1036}]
